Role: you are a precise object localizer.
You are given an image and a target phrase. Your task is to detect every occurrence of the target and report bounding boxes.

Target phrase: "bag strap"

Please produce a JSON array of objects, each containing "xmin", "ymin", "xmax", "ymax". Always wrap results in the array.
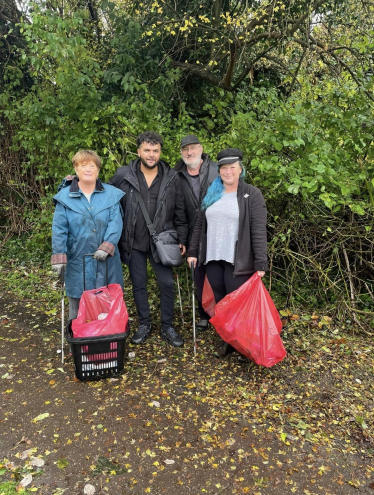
[{"xmin": 132, "ymin": 188, "xmax": 156, "ymax": 236}]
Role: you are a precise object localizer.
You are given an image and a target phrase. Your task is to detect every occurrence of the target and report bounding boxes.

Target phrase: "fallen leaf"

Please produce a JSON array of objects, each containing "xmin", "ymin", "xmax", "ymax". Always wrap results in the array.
[
  {"xmin": 30, "ymin": 458, "xmax": 45, "ymax": 467},
  {"xmin": 57, "ymin": 458, "xmax": 69, "ymax": 469},
  {"xmin": 32, "ymin": 413, "xmax": 50, "ymax": 422}
]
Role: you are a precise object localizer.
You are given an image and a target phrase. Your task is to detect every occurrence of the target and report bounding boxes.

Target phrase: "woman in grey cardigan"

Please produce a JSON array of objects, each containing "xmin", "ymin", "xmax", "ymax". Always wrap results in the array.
[{"xmin": 187, "ymin": 148, "xmax": 268, "ymax": 357}]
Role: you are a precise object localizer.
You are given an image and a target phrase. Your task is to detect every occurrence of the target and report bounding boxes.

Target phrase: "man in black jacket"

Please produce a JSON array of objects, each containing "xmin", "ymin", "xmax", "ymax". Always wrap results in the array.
[
  {"xmin": 174, "ymin": 135, "xmax": 218, "ymax": 331},
  {"xmin": 109, "ymin": 132, "xmax": 188, "ymax": 347}
]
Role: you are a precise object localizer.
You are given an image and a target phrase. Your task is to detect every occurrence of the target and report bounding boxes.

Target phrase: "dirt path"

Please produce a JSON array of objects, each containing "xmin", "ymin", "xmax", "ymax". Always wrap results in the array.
[{"xmin": 0, "ymin": 291, "xmax": 373, "ymax": 495}]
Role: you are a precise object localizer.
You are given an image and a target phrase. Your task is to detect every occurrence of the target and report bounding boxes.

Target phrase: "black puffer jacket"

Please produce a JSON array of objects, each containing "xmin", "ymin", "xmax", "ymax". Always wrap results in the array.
[
  {"xmin": 109, "ymin": 159, "xmax": 188, "ymax": 264},
  {"xmin": 187, "ymin": 179, "xmax": 268, "ymax": 275},
  {"xmin": 174, "ymin": 153, "xmax": 218, "ymax": 247}
]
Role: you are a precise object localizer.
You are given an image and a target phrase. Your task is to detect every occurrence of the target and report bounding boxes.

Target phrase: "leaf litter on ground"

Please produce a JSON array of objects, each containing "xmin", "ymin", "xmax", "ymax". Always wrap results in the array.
[{"xmin": 0, "ymin": 293, "xmax": 373, "ymax": 494}]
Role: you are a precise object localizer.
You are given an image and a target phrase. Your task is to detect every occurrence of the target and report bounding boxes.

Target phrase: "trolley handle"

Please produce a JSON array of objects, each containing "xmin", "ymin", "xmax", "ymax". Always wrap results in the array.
[{"xmin": 83, "ymin": 254, "xmax": 109, "ymax": 291}]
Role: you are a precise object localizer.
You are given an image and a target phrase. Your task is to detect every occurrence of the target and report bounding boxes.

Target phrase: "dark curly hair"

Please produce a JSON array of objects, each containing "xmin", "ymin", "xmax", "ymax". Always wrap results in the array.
[{"xmin": 136, "ymin": 131, "xmax": 163, "ymax": 148}]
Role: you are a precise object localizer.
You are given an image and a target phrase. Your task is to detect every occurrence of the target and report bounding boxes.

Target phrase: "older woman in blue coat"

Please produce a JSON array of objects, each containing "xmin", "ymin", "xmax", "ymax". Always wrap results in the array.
[{"xmin": 51, "ymin": 150, "xmax": 125, "ymax": 320}]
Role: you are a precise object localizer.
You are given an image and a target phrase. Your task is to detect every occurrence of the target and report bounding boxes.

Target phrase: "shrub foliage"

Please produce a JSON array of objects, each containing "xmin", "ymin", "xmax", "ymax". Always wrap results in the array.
[{"xmin": 0, "ymin": 0, "xmax": 373, "ymax": 322}]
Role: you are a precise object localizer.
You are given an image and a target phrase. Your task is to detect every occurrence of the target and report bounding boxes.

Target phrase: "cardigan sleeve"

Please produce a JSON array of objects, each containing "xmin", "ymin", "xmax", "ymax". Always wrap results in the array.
[
  {"xmin": 187, "ymin": 210, "xmax": 204, "ymax": 258},
  {"xmin": 250, "ymin": 188, "xmax": 268, "ymax": 272}
]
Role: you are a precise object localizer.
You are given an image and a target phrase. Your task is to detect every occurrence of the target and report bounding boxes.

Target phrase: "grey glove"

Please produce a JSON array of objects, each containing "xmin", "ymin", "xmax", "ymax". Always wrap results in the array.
[
  {"xmin": 93, "ymin": 249, "xmax": 108, "ymax": 261},
  {"xmin": 52, "ymin": 264, "xmax": 66, "ymax": 276}
]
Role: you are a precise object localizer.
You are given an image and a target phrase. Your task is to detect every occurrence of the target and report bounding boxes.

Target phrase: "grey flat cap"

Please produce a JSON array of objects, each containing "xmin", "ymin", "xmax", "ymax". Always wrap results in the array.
[{"xmin": 180, "ymin": 135, "xmax": 201, "ymax": 148}]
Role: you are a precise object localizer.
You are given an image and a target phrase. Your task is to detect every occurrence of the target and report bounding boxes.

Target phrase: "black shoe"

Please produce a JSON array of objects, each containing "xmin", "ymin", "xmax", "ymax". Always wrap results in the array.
[
  {"xmin": 161, "ymin": 326, "xmax": 184, "ymax": 347},
  {"xmin": 214, "ymin": 341, "xmax": 234, "ymax": 358},
  {"xmin": 196, "ymin": 319, "xmax": 209, "ymax": 332},
  {"xmin": 131, "ymin": 324, "xmax": 152, "ymax": 345}
]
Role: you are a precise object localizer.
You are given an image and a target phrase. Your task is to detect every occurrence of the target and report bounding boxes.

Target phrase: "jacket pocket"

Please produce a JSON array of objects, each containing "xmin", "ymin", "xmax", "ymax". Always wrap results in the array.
[{"xmin": 67, "ymin": 236, "xmax": 77, "ymax": 257}]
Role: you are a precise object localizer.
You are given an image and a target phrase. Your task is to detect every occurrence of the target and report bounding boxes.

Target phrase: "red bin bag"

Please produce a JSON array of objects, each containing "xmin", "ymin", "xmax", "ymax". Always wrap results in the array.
[
  {"xmin": 209, "ymin": 273, "xmax": 286, "ymax": 367},
  {"xmin": 202, "ymin": 275, "xmax": 216, "ymax": 317},
  {"xmin": 72, "ymin": 283, "xmax": 129, "ymax": 338}
]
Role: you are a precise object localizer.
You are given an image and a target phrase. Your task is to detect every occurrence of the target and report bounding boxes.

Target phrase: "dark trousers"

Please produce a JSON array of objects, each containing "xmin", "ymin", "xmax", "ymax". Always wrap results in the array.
[
  {"xmin": 128, "ymin": 249, "xmax": 174, "ymax": 327},
  {"xmin": 194, "ymin": 264, "xmax": 211, "ymax": 320},
  {"xmin": 205, "ymin": 260, "xmax": 250, "ymax": 305}
]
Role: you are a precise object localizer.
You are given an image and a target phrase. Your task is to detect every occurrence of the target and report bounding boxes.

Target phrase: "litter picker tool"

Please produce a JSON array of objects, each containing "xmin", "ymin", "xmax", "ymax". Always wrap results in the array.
[
  {"xmin": 176, "ymin": 272, "xmax": 185, "ymax": 326},
  {"xmin": 190, "ymin": 262, "xmax": 197, "ymax": 357},
  {"xmin": 61, "ymin": 266, "xmax": 65, "ymax": 364}
]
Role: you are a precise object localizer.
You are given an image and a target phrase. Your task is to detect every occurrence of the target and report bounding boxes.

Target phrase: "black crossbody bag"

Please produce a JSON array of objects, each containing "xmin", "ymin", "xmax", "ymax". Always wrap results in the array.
[{"xmin": 133, "ymin": 189, "xmax": 183, "ymax": 267}]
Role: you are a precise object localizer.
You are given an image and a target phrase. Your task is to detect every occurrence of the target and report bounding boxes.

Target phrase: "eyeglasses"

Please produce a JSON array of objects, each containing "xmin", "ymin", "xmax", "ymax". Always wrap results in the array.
[
  {"xmin": 181, "ymin": 144, "xmax": 201, "ymax": 154},
  {"xmin": 79, "ymin": 163, "xmax": 97, "ymax": 170}
]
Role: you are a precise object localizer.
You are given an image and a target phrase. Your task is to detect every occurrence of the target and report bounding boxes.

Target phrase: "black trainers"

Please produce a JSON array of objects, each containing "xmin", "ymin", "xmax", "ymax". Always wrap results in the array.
[
  {"xmin": 196, "ymin": 319, "xmax": 209, "ymax": 332},
  {"xmin": 131, "ymin": 324, "xmax": 152, "ymax": 345},
  {"xmin": 214, "ymin": 341, "xmax": 234, "ymax": 358},
  {"xmin": 161, "ymin": 326, "xmax": 184, "ymax": 347}
]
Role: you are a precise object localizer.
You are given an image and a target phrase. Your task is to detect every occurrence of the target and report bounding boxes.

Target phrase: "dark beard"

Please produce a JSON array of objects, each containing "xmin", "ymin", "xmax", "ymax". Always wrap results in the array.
[{"xmin": 140, "ymin": 157, "xmax": 159, "ymax": 169}]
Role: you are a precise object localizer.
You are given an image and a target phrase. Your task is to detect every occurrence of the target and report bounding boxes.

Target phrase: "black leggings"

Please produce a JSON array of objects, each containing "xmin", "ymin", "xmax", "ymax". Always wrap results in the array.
[{"xmin": 205, "ymin": 260, "xmax": 251, "ymax": 304}]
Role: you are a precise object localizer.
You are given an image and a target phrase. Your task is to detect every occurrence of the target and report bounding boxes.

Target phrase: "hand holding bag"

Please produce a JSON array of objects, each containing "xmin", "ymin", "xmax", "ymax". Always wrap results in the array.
[{"xmin": 133, "ymin": 189, "xmax": 183, "ymax": 267}]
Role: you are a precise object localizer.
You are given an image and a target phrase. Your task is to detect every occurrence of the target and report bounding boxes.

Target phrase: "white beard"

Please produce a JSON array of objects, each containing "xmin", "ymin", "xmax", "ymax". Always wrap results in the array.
[{"xmin": 185, "ymin": 157, "xmax": 202, "ymax": 170}]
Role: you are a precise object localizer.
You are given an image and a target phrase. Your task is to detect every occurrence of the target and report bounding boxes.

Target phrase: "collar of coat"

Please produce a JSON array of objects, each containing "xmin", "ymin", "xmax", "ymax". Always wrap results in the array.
[{"xmin": 69, "ymin": 176, "xmax": 105, "ymax": 194}]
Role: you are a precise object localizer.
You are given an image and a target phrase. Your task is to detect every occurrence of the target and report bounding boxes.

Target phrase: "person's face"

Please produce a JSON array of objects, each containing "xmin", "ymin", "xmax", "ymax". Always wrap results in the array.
[
  {"xmin": 219, "ymin": 161, "xmax": 242, "ymax": 187},
  {"xmin": 137, "ymin": 142, "xmax": 162, "ymax": 169},
  {"xmin": 180, "ymin": 143, "xmax": 203, "ymax": 170},
  {"xmin": 74, "ymin": 160, "xmax": 99, "ymax": 183}
]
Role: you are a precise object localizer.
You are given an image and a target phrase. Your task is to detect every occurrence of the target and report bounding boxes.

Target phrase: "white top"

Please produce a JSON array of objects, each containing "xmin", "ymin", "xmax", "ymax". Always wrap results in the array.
[
  {"xmin": 205, "ymin": 191, "xmax": 239, "ymax": 264},
  {"xmin": 81, "ymin": 191, "xmax": 92, "ymax": 203}
]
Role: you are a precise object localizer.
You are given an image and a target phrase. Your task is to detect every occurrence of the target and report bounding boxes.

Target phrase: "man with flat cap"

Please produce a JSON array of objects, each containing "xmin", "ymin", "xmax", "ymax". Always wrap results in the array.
[{"xmin": 175, "ymin": 135, "xmax": 218, "ymax": 331}]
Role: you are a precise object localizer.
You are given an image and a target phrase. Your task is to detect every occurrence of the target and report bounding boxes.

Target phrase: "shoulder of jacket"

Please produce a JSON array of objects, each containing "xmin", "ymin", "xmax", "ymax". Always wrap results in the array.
[
  {"xmin": 207, "ymin": 158, "xmax": 218, "ymax": 168},
  {"xmin": 174, "ymin": 159, "xmax": 185, "ymax": 172},
  {"xmin": 159, "ymin": 160, "xmax": 172, "ymax": 173},
  {"xmin": 239, "ymin": 182, "xmax": 265, "ymax": 203},
  {"xmin": 102, "ymin": 183, "xmax": 125, "ymax": 198},
  {"xmin": 53, "ymin": 186, "xmax": 70, "ymax": 203},
  {"xmin": 239, "ymin": 181, "xmax": 255, "ymax": 195}
]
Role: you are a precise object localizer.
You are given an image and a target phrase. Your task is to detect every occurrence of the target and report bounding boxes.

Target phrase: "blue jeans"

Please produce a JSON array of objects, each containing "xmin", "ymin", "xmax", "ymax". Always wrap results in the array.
[{"xmin": 128, "ymin": 249, "xmax": 174, "ymax": 327}]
